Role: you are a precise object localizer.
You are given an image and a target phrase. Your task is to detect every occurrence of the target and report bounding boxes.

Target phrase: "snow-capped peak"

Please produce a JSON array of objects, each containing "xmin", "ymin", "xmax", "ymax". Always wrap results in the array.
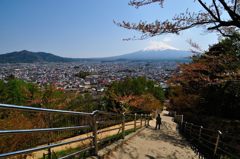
[{"xmin": 143, "ymin": 41, "xmax": 179, "ymax": 51}]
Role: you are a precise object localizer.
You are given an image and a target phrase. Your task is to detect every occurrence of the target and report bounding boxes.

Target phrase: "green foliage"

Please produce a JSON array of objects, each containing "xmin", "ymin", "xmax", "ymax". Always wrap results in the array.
[
  {"xmin": 0, "ymin": 80, "xmax": 6, "ymax": 102},
  {"xmin": 0, "ymin": 78, "xmax": 100, "ymax": 112},
  {"xmin": 0, "ymin": 79, "xmax": 66, "ymax": 108},
  {"xmin": 46, "ymin": 147, "xmax": 90, "ymax": 159},
  {"xmin": 98, "ymin": 127, "xmax": 140, "ymax": 151},
  {"xmin": 218, "ymin": 32, "xmax": 240, "ymax": 57},
  {"xmin": 42, "ymin": 84, "xmax": 64, "ymax": 108},
  {"xmin": 0, "ymin": 79, "xmax": 39, "ymax": 105},
  {"xmin": 6, "ymin": 80, "xmax": 27, "ymax": 104},
  {"xmin": 105, "ymin": 77, "xmax": 164, "ymax": 113},
  {"xmin": 28, "ymin": 83, "xmax": 40, "ymax": 100},
  {"xmin": 108, "ymin": 77, "xmax": 164, "ymax": 101},
  {"xmin": 67, "ymin": 93, "xmax": 99, "ymax": 112}
]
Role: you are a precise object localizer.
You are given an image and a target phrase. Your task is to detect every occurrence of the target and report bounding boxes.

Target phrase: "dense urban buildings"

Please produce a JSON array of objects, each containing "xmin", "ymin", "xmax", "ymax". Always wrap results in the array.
[{"xmin": 0, "ymin": 61, "xmax": 179, "ymax": 93}]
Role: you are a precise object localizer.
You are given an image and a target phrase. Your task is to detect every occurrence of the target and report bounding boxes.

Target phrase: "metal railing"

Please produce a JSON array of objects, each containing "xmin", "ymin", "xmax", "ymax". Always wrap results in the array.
[
  {"xmin": 0, "ymin": 103, "xmax": 150, "ymax": 159},
  {"xmin": 174, "ymin": 114, "xmax": 240, "ymax": 159}
]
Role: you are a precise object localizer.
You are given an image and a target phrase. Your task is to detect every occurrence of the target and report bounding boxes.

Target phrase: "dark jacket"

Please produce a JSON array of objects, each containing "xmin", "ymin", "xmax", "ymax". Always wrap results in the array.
[{"xmin": 156, "ymin": 116, "xmax": 161, "ymax": 124}]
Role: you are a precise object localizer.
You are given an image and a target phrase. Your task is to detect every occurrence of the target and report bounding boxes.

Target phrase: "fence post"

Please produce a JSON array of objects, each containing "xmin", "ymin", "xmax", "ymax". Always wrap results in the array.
[
  {"xmin": 180, "ymin": 115, "xmax": 184, "ymax": 125},
  {"xmin": 140, "ymin": 114, "xmax": 143, "ymax": 128},
  {"xmin": 190, "ymin": 123, "xmax": 193, "ymax": 137},
  {"xmin": 122, "ymin": 113, "xmax": 125, "ymax": 139},
  {"xmin": 144, "ymin": 114, "xmax": 147, "ymax": 127},
  {"xmin": 134, "ymin": 113, "xmax": 137, "ymax": 131},
  {"xmin": 198, "ymin": 126, "xmax": 203, "ymax": 142},
  {"xmin": 92, "ymin": 111, "xmax": 98, "ymax": 156},
  {"xmin": 147, "ymin": 114, "xmax": 149, "ymax": 127},
  {"xmin": 180, "ymin": 115, "xmax": 184, "ymax": 131},
  {"xmin": 46, "ymin": 114, "xmax": 52, "ymax": 159},
  {"xmin": 148, "ymin": 114, "xmax": 151, "ymax": 126},
  {"xmin": 48, "ymin": 144, "xmax": 52, "ymax": 159},
  {"xmin": 214, "ymin": 130, "xmax": 222, "ymax": 157},
  {"xmin": 184, "ymin": 122, "xmax": 188, "ymax": 134}
]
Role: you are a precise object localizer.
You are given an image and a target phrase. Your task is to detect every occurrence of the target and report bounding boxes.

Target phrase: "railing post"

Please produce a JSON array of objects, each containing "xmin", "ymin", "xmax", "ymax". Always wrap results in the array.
[
  {"xmin": 122, "ymin": 113, "xmax": 125, "ymax": 139},
  {"xmin": 214, "ymin": 130, "xmax": 222, "ymax": 157},
  {"xmin": 184, "ymin": 122, "xmax": 188, "ymax": 134},
  {"xmin": 180, "ymin": 115, "xmax": 184, "ymax": 126},
  {"xmin": 92, "ymin": 112, "xmax": 98, "ymax": 156},
  {"xmin": 47, "ymin": 114, "xmax": 52, "ymax": 159},
  {"xmin": 140, "ymin": 114, "xmax": 143, "ymax": 127},
  {"xmin": 198, "ymin": 126, "xmax": 203, "ymax": 142},
  {"xmin": 190, "ymin": 123, "xmax": 193, "ymax": 137},
  {"xmin": 134, "ymin": 113, "xmax": 137, "ymax": 131},
  {"xmin": 147, "ymin": 114, "xmax": 150, "ymax": 127},
  {"xmin": 48, "ymin": 144, "xmax": 52, "ymax": 159},
  {"xmin": 144, "ymin": 114, "xmax": 147, "ymax": 127}
]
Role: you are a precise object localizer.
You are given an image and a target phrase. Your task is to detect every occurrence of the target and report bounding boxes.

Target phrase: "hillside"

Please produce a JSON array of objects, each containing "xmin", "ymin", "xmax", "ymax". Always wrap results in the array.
[{"xmin": 0, "ymin": 50, "xmax": 76, "ymax": 63}]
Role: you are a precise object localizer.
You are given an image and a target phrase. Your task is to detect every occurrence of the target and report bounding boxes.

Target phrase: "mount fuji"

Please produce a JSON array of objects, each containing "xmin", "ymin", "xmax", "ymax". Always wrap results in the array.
[
  {"xmin": 104, "ymin": 49, "xmax": 193, "ymax": 61},
  {"xmin": 105, "ymin": 43, "xmax": 193, "ymax": 61}
]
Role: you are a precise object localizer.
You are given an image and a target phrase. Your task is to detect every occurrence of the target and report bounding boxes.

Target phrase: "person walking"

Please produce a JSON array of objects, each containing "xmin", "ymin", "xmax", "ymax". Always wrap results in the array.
[{"xmin": 155, "ymin": 114, "xmax": 161, "ymax": 130}]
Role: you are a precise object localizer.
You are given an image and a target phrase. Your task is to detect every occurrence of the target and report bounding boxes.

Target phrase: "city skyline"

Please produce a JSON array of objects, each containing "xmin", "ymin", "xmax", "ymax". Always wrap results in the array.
[{"xmin": 0, "ymin": 0, "xmax": 218, "ymax": 58}]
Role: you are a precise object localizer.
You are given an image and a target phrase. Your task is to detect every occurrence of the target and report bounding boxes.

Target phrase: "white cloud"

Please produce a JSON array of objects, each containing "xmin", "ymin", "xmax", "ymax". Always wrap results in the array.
[{"xmin": 143, "ymin": 41, "xmax": 179, "ymax": 51}]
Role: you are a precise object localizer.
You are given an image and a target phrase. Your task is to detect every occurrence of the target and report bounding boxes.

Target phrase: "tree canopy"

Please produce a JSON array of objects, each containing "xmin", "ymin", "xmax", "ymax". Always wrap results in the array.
[
  {"xmin": 105, "ymin": 77, "xmax": 165, "ymax": 113},
  {"xmin": 115, "ymin": 0, "xmax": 240, "ymax": 39},
  {"xmin": 168, "ymin": 34, "xmax": 240, "ymax": 120}
]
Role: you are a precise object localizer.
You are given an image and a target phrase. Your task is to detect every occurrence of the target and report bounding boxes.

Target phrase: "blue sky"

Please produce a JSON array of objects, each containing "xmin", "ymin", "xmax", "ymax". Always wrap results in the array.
[{"xmin": 0, "ymin": 0, "xmax": 218, "ymax": 58}]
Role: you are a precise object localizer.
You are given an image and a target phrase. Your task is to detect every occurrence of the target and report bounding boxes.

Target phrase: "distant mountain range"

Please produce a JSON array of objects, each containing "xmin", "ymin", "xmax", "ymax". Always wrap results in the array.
[
  {"xmin": 0, "ymin": 50, "xmax": 77, "ymax": 63},
  {"xmin": 104, "ymin": 49, "xmax": 192, "ymax": 61},
  {"xmin": 0, "ymin": 49, "xmax": 193, "ymax": 63}
]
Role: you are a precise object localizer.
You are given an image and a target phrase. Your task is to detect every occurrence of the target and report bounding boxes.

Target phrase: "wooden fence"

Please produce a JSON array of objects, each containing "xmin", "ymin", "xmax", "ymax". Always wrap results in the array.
[{"xmin": 174, "ymin": 114, "xmax": 240, "ymax": 159}]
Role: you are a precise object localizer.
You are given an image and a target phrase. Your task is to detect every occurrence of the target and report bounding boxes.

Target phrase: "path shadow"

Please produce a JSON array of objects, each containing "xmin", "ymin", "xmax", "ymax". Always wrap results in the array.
[
  {"xmin": 139, "ymin": 122, "xmax": 189, "ymax": 149},
  {"xmin": 117, "ymin": 143, "xmax": 139, "ymax": 159},
  {"xmin": 145, "ymin": 154, "xmax": 156, "ymax": 159},
  {"xmin": 109, "ymin": 119, "xmax": 198, "ymax": 159},
  {"xmin": 144, "ymin": 150, "xmax": 179, "ymax": 159}
]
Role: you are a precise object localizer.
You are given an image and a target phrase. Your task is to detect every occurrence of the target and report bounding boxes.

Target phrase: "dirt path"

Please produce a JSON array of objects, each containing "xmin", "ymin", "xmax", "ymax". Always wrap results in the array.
[{"xmin": 108, "ymin": 115, "xmax": 198, "ymax": 159}]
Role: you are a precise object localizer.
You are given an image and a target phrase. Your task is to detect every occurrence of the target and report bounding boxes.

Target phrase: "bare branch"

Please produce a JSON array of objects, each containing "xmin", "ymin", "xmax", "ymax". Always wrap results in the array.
[
  {"xmin": 115, "ymin": 0, "xmax": 240, "ymax": 39},
  {"xmin": 218, "ymin": 0, "xmax": 240, "ymax": 20},
  {"xmin": 187, "ymin": 39, "xmax": 204, "ymax": 55},
  {"xmin": 197, "ymin": 0, "xmax": 219, "ymax": 21},
  {"xmin": 129, "ymin": 0, "xmax": 164, "ymax": 8},
  {"xmin": 212, "ymin": 0, "xmax": 221, "ymax": 20},
  {"xmin": 234, "ymin": 0, "xmax": 237, "ymax": 12}
]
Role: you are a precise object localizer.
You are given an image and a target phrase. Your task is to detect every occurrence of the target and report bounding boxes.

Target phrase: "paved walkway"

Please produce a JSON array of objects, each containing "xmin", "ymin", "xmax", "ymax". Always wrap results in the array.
[{"xmin": 107, "ymin": 115, "xmax": 198, "ymax": 159}]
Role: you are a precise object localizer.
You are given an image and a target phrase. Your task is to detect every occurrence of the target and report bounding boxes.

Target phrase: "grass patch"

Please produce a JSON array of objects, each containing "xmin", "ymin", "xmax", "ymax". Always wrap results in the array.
[
  {"xmin": 42, "ymin": 127, "xmax": 141, "ymax": 159},
  {"xmin": 98, "ymin": 127, "xmax": 141, "ymax": 150},
  {"xmin": 41, "ymin": 146, "xmax": 91, "ymax": 159}
]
